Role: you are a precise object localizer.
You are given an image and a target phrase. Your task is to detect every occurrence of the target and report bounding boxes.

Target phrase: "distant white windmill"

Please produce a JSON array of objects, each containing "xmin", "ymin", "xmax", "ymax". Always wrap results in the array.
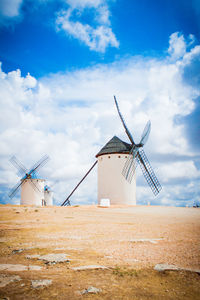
[
  {"xmin": 9, "ymin": 155, "xmax": 50, "ymax": 206},
  {"xmin": 44, "ymin": 185, "xmax": 53, "ymax": 206}
]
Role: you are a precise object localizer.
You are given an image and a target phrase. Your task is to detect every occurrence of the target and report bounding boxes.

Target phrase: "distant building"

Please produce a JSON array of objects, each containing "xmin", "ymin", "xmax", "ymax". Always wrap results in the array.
[{"xmin": 21, "ymin": 171, "xmax": 45, "ymax": 206}]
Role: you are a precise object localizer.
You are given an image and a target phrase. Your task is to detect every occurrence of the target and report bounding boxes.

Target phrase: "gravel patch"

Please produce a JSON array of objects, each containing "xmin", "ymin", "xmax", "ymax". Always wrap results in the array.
[
  {"xmin": 154, "ymin": 264, "xmax": 200, "ymax": 274},
  {"xmin": 81, "ymin": 286, "xmax": 102, "ymax": 294},
  {"xmin": 31, "ymin": 279, "xmax": 52, "ymax": 289},
  {"xmin": 0, "ymin": 274, "xmax": 21, "ymax": 287},
  {"xmin": 0, "ymin": 264, "xmax": 42, "ymax": 271},
  {"xmin": 72, "ymin": 265, "xmax": 108, "ymax": 271}
]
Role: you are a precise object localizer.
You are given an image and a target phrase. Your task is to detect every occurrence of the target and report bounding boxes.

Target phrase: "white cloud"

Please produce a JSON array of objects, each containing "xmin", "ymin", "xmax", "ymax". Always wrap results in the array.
[
  {"xmin": 168, "ymin": 32, "xmax": 187, "ymax": 60},
  {"xmin": 0, "ymin": 32, "xmax": 200, "ymax": 206},
  {"xmin": 56, "ymin": 1, "xmax": 119, "ymax": 52},
  {"xmin": 0, "ymin": 0, "xmax": 23, "ymax": 17},
  {"xmin": 65, "ymin": 0, "xmax": 103, "ymax": 9}
]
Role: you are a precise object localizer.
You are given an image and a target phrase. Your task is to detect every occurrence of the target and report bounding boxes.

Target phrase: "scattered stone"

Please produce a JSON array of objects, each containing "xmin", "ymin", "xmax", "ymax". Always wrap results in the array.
[
  {"xmin": 0, "ymin": 264, "xmax": 42, "ymax": 271},
  {"xmin": 26, "ymin": 253, "xmax": 70, "ymax": 264},
  {"xmin": 154, "ymin": 264, "xmax": 200, "ymax": 274},
  {"xmin": 130, "ymin": 238, "xmax": 163, "ymax": 244},
  {"xmin": 0, "ymin": 274, "xmax": 21, "ymax": 288},
  {"xmin": 12, "ymin": 249, "xmax": 24, "ymax": 254},
  {"xmin": 72, "ymin": 265, "xmax": 108, "ymax": 271},
  {"xmin": 154, "ymin": 264, "xmax": 180, "ymax": 272},
  {"xmin": 38, "ymin": 253, "xmax": 70, "ymax": 264},
  {"xmin": 81, "ymin": 286, "xmax": 102, "ymax": 295},
  {"xmin": 26, "ymin": 255, "xmax": 40, "ymax": 259},
  {"xmin": 31, "ymin": 279, "xmax": 52, "ymax": 289},
  {"xmin": 28, "ymin": 265, "xmax": 42, "ymax": 271}
]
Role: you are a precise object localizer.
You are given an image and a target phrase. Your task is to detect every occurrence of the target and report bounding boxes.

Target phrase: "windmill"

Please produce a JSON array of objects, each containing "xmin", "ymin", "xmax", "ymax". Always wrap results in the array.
[
  {"xmin": 61, "ymin": 96, "xmax": 161, "ymax": 207},
  {"xmin": 114, "ymin": 96, "xmax": 162, "ymax": 196},
  {"xmin": 9, "ymin": 155, "xmax": 49, "ymax": 206},
  {"xmin": 44, "ymin": 185, "xmax": 53, "ymax": 206}
]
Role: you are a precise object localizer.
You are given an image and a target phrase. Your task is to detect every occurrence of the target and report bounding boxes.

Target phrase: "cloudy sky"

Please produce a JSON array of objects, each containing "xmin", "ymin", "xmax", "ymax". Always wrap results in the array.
[{"xmin": 0, "ymin": 0, "xmax": 200, "ymax": 206}]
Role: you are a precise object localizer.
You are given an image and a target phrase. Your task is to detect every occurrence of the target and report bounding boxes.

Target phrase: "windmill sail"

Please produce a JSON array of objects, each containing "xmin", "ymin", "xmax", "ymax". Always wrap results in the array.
[
  {"xmin": 114, "ymin": 96, "xmax": 135, "ymax": 145},
  {"xmin": 137, "ymin": 149, "xmax": 162, "ymax": 196},
  {"xmin": 140, "ymin": 120, "xmax": 151, "ymax": 146},
  {"xmin": 29, "ymin": 179, "xmax": 42, "ymax": 193},
  {"xmin": 122, "ymin": 155, "xmax": 138, "ymax": 183},
  {"xmin": 10, "ymin": 156, "xmax": 28, "ymax": 176},
  {"xmin": 9, "ymin": 179, "xmax": 26, "ymax": 199},
  {"xmin": 122, "ymin": 146, "xmax": 139, "ymax": 182},
  {"xmin": 114, "ymin": 96, "xmax": 162, "ymax": 196},
  {"xmin": 29, "ymin": 155, "xmax": 49, "ymax": 175}
]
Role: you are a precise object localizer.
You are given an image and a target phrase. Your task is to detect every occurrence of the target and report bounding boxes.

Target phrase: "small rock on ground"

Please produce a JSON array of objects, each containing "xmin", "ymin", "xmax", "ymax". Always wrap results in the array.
[
  {"xmin": 154, "ymin": 264, "xmax": 200, "ymax": 274},
  {"xmin": 72, "ymin": 265, "xmax": 108, "ymax": 271},
  {"xmin": 130, "ymin": 238, "xmax": 163, "ymax": 244},
  {"xmin": 0, "ymin": 274, "xmax": 21, "ymax": 288},
  {"xmin": 0, "ymin": 264, "xmax": 42, "ymax": 271},
  {"xmin": 38, "ymin": 253, "xmax": 70, "ymax": 264},
  {"xmin": 31, "ymin": 279, "xmax": 52, "ymax": 289},
  {"xmin": 12, "ymin": 249, "xmax": 24, "ymax": 254},
  {"xmin": 26, "ymin": 253, "xmax": 70, "ymax": 264},
  {"xmin": 26, "ymin": 255, "xmax": 40, "ymax": 259},
  {"xmin": 81, "ymin": 286, "xmax": 102, "ymax": 295},
  {"xmin": 154, "ymin": 264, "xmax": 180, "ymax": 272}
]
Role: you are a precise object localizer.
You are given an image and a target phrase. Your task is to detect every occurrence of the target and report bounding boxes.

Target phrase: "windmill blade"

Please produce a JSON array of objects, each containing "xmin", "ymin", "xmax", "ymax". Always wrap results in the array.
[
  {"xmin": 10, "ymin": 156, "xmax": 27, "ymax": 176},
  {"xmin": 9, "ymin": 179, "xmax": 26, "ymax": 199},
  {"xmin": 29, "ymin": 179, "xmax": 42, "ymax": 193},
  {"xmin": 139, "ymin": 120, "xmax": 151, "ymax": 146},
  {"xmin": 29, "ymin": 155, "xmax": 50, "ymax": 175},
  {"xmin": 114, "ymin": 96, "xmax": 135, "ymax": 145},
  {"xmin": 122, "ymin": 155, "xmax": 138, "ymax": 183},
  {"xmin": 136, "ymin": 149, "xmax": 162, "ymax": 196},
  {"xmin": 122, "ymin": 147, "xmax": 139, "ymax": 183}
]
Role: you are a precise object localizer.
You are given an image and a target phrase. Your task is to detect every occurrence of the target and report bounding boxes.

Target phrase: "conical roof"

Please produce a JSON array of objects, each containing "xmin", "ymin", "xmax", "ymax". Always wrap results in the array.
[{"xmin": 96, "ymin": 136, "xmax": 132, "ymax": 157}]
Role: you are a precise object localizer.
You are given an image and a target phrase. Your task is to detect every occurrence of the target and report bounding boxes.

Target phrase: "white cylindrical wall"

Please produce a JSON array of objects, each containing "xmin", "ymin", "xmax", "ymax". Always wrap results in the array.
[
  {"xmin": 21, "ymin": 179, "xmax": 45, "ymax": 206},
  {"xmin": 97, "ymin": 153, "xmax": 136, "ymax": 205},
  {"xmin": 44, "ymin": 191, "xmax": 53, "ymax": 206}
]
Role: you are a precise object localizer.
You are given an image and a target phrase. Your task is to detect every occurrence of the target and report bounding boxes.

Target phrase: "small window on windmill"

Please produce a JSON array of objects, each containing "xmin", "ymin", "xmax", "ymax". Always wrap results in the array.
[
  {"xmin": 125, "ymin": 156, "xmax": 127, "ymax": 158},
  {"xmin": 118, "ymin": 155, "xmax": 121, "ymax": 158},
  {"xmin": 108, "ymin": 156, "xmax": 110, "ymax": 159}
]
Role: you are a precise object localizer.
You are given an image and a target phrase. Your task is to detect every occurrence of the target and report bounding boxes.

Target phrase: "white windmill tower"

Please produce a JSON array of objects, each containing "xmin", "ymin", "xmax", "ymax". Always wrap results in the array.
[
  {"xmin": 96, "ymin": 136, "xmax": 136, "ymax": 205},
  {"xmin": 9, "ymin": 155, "xmax": 49, "ymax": 206}
]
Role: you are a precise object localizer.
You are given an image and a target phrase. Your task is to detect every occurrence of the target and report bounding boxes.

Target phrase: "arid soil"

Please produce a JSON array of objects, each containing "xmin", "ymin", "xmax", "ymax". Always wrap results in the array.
[{"xmin": 0, "ymin": 205, "xmax": 199, "ymax": 299}]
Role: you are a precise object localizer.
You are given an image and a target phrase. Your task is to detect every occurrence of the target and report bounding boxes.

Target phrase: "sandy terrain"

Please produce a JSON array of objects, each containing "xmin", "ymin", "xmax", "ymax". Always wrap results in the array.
[{"xmin": 0, "ymin": 205, "xmax": 199, "ymax": 299}]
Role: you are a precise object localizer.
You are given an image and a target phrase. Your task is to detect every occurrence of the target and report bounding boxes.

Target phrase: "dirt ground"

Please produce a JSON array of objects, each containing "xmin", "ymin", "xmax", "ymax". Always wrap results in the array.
[{"xmin": 0, "ymin": 205, "xmax": 199, "ymax": 299}]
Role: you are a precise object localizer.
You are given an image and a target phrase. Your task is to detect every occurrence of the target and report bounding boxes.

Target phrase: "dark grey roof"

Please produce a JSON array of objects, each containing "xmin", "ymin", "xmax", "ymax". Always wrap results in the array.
[{"xmin": 96, "ymin": 136, "xmax": 132, "ymax": 157}]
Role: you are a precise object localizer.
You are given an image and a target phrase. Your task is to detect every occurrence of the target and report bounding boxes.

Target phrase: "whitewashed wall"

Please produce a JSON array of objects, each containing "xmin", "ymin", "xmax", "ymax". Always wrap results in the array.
[
  {"xmin": 21, "ymin": 179, "xmax": 45, "ymax": 206},
  {"xmin": 97, "ymin": 153, "xmax": 136, "ymax": 205}
]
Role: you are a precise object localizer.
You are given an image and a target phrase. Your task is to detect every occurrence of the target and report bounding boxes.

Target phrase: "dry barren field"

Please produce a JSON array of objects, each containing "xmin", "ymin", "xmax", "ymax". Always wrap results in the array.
[{"xmin": 0, "ymin": 205, "xmax": 199, "ymax": 299}]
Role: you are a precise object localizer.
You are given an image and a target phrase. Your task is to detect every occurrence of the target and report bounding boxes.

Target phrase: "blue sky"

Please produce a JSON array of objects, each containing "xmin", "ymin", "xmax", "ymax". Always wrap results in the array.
[{"xmin": 0, "ymin": 0, "xmax": 200, "ymax": 206}]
